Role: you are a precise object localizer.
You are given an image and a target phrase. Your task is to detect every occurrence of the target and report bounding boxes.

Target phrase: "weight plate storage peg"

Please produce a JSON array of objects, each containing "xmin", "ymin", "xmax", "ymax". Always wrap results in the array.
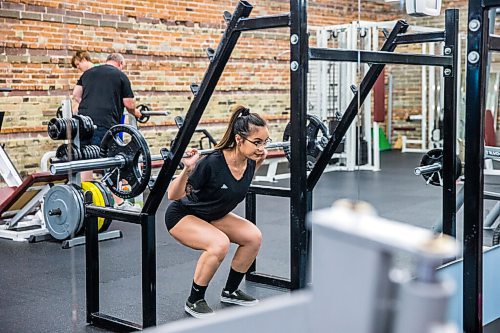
[
  {"xmin": 43, "ymin": 184, "xmax": 84, "ymax": 240},
  {"xmin": 99, "ymin": 125, "xmax": 152, "ymax": 199}
]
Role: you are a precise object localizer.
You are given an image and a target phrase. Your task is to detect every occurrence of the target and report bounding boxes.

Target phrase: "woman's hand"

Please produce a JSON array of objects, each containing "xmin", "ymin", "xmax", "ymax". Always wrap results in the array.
[{"xmin": 182, "ymin": 148, "xmax": 200, "ymax": 172}]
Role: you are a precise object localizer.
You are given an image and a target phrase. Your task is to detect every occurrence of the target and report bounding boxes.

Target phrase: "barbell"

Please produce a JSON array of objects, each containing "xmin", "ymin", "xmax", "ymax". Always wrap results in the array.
[
  {"xmin": 49, "ymin": 115, "xmax": 329, "ymax": 198},
  {"xmin": 414, "ymin": 148, "xmax": 462, "ymax": 186},
  {"xmin": 136, "ymin": 104, "xmax": 170, "ymax": 123},
  {"xmin": 50, "ymin": 129, "xmax": 291, "ymax": 198},
  {"xmin": 189, "ymin": 141, "xmax": 291, "ymax": 157},
  {"xmin": 50, "ymin": 142, "xmax": 291, "ymax": 174},
  {"xmin": 283, "ymin": 114, "xmax": 329, "ymax": 170}
]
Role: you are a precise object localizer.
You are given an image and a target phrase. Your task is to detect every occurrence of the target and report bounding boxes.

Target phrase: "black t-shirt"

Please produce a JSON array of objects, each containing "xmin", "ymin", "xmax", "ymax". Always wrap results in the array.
[
  {"xmin": 179, "ymin": 150, "xmax": 256, "ymax": 221},
  {"xmin": 77, "ymin": 64, "xmax": 134, "ymax": 129}
]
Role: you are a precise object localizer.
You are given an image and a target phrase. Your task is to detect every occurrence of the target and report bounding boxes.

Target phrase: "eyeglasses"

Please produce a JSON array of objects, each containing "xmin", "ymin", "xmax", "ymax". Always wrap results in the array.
[{"xmin": 241, "ymin": 136, "xmax": 272, "ymax": 148}]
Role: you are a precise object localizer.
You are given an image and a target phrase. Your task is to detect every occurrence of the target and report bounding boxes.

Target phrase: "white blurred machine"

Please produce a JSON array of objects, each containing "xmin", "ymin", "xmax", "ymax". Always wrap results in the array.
[{"xmin": 407, "ymin": 0, "xmax": 442, "ymax": 16}]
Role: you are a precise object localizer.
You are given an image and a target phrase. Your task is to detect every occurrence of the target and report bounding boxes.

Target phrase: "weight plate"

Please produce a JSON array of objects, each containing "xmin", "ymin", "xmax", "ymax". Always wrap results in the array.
[
  {"xmin": 100, "ymin": 124, "xmax": 152, "ymax": 199},
  {"xmin": 136, "ymin": 104, "xmax": 151, "ymax": 123},
  {"xmin": 48, "ymin": 118, "xmax": 76, "ymax": 140},
  {"xmin": 43, "ymin": 184, "xmax": 84, "ymax": 240},
  {"xmin": 81, "ymin": 181, "xmax": 106, "ymax": 231},
  {"xmin": 70, "ymin": 184, "xmax": 85, "ymax": 235},
  {"xmin": 72, "ymin": 115, "xmax": 94, "ymax": 141},
  {"xmin": 419, "ymin": 148, "xmax": 462, "ymax": 187},
  {"xmin": 419, "ymin": 148, "xmax": 443, "ymax": 186},
  {"xmin": 91, "ymin": 181, "xmax": 113, "ymax": 232},
  {"xmin": 282, "ymin": 114, "xmax": 329, "ymax": 170},
  {"xmin": 56, "ymin": 143, "xmax": 81, "ymax": 161}
]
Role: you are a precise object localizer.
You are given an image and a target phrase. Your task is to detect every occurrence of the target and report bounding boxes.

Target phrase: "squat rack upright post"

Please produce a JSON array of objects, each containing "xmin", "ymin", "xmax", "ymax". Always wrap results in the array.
[{"xmin": 463, "ymin": 1, "xmax": 499, "ymax": 332}]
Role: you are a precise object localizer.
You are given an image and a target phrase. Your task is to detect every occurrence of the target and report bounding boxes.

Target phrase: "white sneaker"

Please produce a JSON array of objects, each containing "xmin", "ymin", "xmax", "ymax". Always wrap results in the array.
[{"xmin": 114, "ymin": 200, "xmax": 142, "ymax": 212}]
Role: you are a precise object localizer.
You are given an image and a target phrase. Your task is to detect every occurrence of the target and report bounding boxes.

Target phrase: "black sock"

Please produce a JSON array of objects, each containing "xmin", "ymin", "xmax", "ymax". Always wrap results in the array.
[
  {"xmin": 188, "ymin": 281, "xmax": 207, "ymax": 304},
  {"xmin": 224, "ymin": 267, "xmax": 245, "ymax": 293}
]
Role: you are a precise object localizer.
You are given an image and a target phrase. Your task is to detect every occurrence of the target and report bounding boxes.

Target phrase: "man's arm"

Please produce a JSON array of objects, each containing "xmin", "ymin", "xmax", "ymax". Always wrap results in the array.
[
  {"xmin": 72, "ymin": 85, "xmax": 83, "ymax": 114},
  {"xmin": 123, "ymin": 98, "xmax": 142, "ymax": 118}
]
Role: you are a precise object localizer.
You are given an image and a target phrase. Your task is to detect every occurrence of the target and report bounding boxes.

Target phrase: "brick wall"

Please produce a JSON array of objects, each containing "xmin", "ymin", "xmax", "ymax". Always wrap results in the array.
[{"xmin": 0, "ymin": 0, "xmax": 466, "ymax": 181}]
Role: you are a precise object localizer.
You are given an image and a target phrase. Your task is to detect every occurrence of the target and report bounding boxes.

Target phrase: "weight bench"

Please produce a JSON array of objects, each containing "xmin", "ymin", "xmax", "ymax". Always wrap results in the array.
[{"xmin": 0, "ymin": 172, "xmax": 67, "ymax": 242}]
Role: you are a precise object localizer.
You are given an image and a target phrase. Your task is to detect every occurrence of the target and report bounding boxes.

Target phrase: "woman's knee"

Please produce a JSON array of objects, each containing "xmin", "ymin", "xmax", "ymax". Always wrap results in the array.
[
  {"xmin": 208, "ymin": 235, "xmax": 230, "ymax": 260},
  {"xmin": 243, "ymin": 225, "xmax": 263, "ymax": 249},
  {"xmin": 251, "ymin": 227, "xmax": 263, "ymax": 248}
]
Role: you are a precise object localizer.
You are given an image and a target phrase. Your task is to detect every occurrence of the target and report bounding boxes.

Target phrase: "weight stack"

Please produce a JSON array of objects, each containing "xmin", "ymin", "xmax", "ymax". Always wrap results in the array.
[{"xmin": 356, "ymin": 139, "xmax": 368, "ymax": 166}]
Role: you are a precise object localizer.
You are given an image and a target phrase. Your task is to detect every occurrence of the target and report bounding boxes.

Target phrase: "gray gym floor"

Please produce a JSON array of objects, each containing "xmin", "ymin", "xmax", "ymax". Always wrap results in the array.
[{"xmin": 0, "ymin": 151, "xmax": 484, "ymax": 333}]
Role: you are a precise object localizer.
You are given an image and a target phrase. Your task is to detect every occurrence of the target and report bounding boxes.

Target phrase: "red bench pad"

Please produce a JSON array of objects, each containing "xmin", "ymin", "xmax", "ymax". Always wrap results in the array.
[{"xmin": 0, "ymin": 172, "xmax": 67, "ymax": 214}]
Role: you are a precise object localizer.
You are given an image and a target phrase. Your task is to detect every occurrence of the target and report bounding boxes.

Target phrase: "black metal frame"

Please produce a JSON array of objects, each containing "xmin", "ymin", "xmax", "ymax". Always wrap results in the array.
[
  {"xmin": 287, "ymin": 0, "xmax": 310, "ymax": 290},
  {"xmin": 245, "ymin": 185, "xmax": 295, "ymax": 289},
  {"xmin": 84, "ymin": 0, "xmax": 461, "ymax": 330},
  {"xmin": 307, "ymin": 10, "xmax": 459, "ymax": 233},
  {"xmin": 463, "ymin": 1, "xmax": 499, "ymax": 332},
  {"xmin": 85, "ymin": 203, "xmax": 156, "ymax": 331},
  {"xmin": 250, "ymin": 9, "xmax": 458, "ymax": 290}
]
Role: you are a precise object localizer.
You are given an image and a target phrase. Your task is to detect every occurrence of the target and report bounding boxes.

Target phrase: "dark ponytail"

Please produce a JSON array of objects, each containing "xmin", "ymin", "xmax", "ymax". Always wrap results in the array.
[{"xmin": 216, "ymin": 104, "xmax": 267, "ymax": 150}]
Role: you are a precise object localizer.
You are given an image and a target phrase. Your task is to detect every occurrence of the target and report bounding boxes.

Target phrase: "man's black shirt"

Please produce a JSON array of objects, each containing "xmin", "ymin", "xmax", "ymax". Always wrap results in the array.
[{"xmin": 77, "ymin": 64, "xmax": 134, "ymax": 129}]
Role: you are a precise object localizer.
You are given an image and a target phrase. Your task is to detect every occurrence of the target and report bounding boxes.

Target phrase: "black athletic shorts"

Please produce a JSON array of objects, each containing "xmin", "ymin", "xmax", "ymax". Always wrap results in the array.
[{"xmin": 165, "ymin": 200, "xmax": 194, "ymax": 231}]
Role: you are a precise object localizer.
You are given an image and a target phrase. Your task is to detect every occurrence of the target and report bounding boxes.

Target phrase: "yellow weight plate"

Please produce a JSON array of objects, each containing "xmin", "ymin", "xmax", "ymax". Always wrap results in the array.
[
  {"xmin": 91, "ymin": 181, "xmax": 113, "ymax": 232},
  {"xmin": 81, "ymin": 181, "xmax": 106, "ymax": 231}
]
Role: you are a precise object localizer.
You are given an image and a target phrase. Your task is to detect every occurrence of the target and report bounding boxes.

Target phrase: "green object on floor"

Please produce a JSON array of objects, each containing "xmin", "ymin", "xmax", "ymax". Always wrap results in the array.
[{"xmin": 372, "ymin": 127, "xmax": 392, "ymax": 151}]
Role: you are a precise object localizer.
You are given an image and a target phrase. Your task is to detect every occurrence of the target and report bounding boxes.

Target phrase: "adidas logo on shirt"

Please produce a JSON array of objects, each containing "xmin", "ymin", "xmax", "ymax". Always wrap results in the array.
[{"xmin": 221, "ymin": 184, "xmax": 229, "ymax": 189}]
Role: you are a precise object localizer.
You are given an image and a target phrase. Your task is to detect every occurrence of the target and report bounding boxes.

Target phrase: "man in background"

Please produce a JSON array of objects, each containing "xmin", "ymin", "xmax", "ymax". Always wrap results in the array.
[{"xmin": 72, "ymin": 53, "xmax": 142, "ymax": 210}]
